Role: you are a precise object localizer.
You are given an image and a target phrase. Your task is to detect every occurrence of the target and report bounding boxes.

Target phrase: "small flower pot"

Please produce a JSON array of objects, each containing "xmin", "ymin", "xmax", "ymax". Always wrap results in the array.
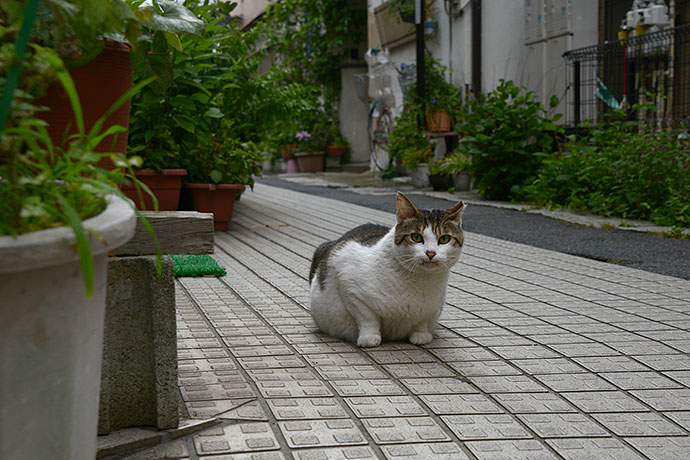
[
  {"xmin": 286, "ymin": 157, "xmax": 300, "ymax": 174},
  {"xmin": 295, "ymin": 151, "xmax": 325, "ymax": 173},
  {"xmin": 185, "ymin": 183, "xmax": 243, "ymax": 231},
  {"xmin": 453, "ymin": 172, "xmax": 471, "ymax": 191},
  {"xmin": 121, "ymin": 169, "xmax": 187, "ymax": 211},
  {"xmin": 411, "ymin": 163, "xmax": 430, "ymax": 188}
]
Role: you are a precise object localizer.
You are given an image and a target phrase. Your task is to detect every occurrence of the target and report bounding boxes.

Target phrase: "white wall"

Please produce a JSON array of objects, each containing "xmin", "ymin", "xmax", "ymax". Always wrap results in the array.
[{"xmin": 233, "ymin": 0, "xmax": 271, "ymax": 29}]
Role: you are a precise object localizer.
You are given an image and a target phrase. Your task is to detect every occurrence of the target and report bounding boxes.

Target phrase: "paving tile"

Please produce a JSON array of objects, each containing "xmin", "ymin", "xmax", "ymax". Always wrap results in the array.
[
  {"xmin": 561, "ymin": 391, "xmax": 650, "ymax": 413},
  {"xmin": 427, "ymin": 347, "xmax": 500, "ymax": 362},
  {"xmin": 222, "ymin": 335, "xmax": 284, "ymax": 347},
  {"xmin": 247, "ymin": 368, "xmax": 318, "ymax": 382},
  {"xmin": 664, "ymin": 411, "xmax": 690, "ymax": 431},
  {"xmin": 344, "ymin": 396, "xmax": 428, "ymax": 417},
  {"xmin": 330, "ymin": 379, "xmax": 407, "ymax": 397},
  {"xmin": 291, "ymin": 342, "xmax": 357, "ymax": 354},
  {"xmin": 180, "ymin": 381, "xmax": 256, "ymax": 401},
  {"xmin": 254, "ymin": 379, "xmax": 333, "ymax": 398},
  {"xmin": 632, "ymin": 354, "xmax": 690, "ymax": 371},
  {"xmin": 266, "ymin": 398, "xmax": 349, "ymax": 420},
  {"xmin": 383, "ymin": 362, "xmax": 456, "ymax": 378},
  {"xmin": 198, "ymin": 452, "xmax": 285, "ymax": 460},
  {"xmin": 193, "ymin": 422, "xmax": 280, "ymax": 455},
  {"xmin": 441, "ymin": 414, "xmax": 532, "ymax": 440},
  {"xmin": 591, "ymin": 412, "xmax": 687, "ymax": 436},
  {"xmin": 229, "ymin": 344, "xmax": 295, "ymax": 358},
  {"xmin": 629, "ymin": 389, "xmax": 690, "ymax": 411},
  {"xmin": 548, "ymin": 343, "xmax": 620, "ymax": 357},
  {"xmin": 625, "ymin": 437, "xmax": 690, "ymax": 460},
  {"xmin": 361, "ymin": 417, "xmax": 451, "ymax": 444},
  {"xmin": 664, "ymin": 370, "xmax": 690, "ymax": 387},
  {"xmin": 237, "ymin": 355, "xmax": 306, "ymax": 370},
  {"xmin": 488, "ymin": 345, "xmax": 561, "ymax": 360},
  {"xmin": 303, "ymin": 353, "xmax": 372, "ymax": 367},
  {"xmin": 178, "ymin": 337, "xmax": 224, "ymax": 349},
  {"xmin": 178, "ymin": 348, "xmax": 231, "ymax": 360},
  {"xmin": 420, "ymin": 394, "xmax": 504, "ymax": 415},
  {"xmin": 572, "ymin": 356, "xmax": 649, "ymax": 373},
  {"xmin": 517, "ymin": 414, "xmax": 609, "ymax": 438},
  {"xmin": 316, "ymin": 365, "xmax": 389, "ymax": 380},
  {"xmin": 448, "ymin": 360, "xmax": 522, "ymax": 376},
  {"xmin": 546, "ymin": 438, "xmax": 645, "ymax": 460},
  {"xmin": 122, "ymin": 439, "xmax": 189, "ymax": 460},
  {"xmin": 599, "ymin": 371, "xmax": 683, "ymax": 390},
  {"xmin": 400, "ymin": 377, "xmax": 477, "ymax": 395},
  {"xmin": 469, "ymin": 375, "xmax": 549, "ymax": 393},
  {"xmin": 291, "ymin": 446, "xmax": 377, "ymax": 460},
  {"xmin": 422, "ymin": 336, "xmax": 477, "ymax": 348},
  {"xmin": 367, "ymin": 349, "xmax": 436, "ymax": 364},
  {"xmin": 216, "ymin": 401, "xmax": 269, "ymax": 421},
  {"xmin": 491, "ymin": 393, "xmax": 578, "ymax": 414},
  {"xmin": 607, "ymin": 340, "xmax": 680, "ymax": 355},
  {"xmin": 464, "ymin": 439, "xmax": 559, "ymax": 460},
  {"xmin": 278, "ymin": 420, "xmax": 368, "ymax": 448},
  {"xmin": 178, "ymin": 358, "xmax": 238, "ymax": 374},
  {"xmin": 511, "ymin": 358, "xmax": 587, "ymax": 375},
  {"xmin": 282, "ymin": 333, "xmax": 342, "ymax": 344},
  {"xmin": 380, "ymin": 442, "xmax": 471, "ymax": 460},
  {"xmin": 184, "ymin": 399, "xmax": 255, "ymax": 419},
  {"xmin": 535, "ymin": 373, "xmax": 617, "ymax": 392}
]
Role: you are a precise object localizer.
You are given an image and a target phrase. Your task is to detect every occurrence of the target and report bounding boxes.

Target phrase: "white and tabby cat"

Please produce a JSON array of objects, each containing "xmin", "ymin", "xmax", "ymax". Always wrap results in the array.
[{"xmin": 309, "ymin": 192, "xmax": 466, "ymax": 347}]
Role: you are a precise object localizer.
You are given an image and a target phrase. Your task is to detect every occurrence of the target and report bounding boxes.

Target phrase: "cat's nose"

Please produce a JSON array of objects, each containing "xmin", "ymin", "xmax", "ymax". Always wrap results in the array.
[{"xmin": 425, "ymin": 251, "xmax": 436, "ymax": 260}]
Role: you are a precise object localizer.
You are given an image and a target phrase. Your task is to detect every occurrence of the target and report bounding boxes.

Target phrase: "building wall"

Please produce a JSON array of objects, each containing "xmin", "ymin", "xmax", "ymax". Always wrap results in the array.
[{"xmin": 233, "ymin": 0, "xmax": 271, "ymax": 29}]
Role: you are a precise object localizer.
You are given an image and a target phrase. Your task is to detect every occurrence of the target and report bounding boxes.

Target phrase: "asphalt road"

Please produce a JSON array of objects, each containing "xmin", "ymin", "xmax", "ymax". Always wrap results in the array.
[{"xmin": 259, "ymin": 176, "xmax": 690, "ymax": 281}]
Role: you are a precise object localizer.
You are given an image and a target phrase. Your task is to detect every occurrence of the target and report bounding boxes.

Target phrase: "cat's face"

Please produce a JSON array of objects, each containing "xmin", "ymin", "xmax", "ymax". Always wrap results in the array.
[{"xmin": 393, "ymin": 193, "xmax": 465, "ymax": 273}]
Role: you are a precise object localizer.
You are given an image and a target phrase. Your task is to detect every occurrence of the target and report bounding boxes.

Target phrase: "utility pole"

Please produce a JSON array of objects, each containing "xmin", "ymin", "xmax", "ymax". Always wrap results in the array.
[{"xmin": 415, "ymin": 0, "xmax": 425, "ymax": 126}]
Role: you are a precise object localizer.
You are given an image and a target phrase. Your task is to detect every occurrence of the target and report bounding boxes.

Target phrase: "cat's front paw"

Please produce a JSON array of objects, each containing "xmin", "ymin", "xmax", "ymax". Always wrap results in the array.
[
  {"xmin": 409, "ymin": 331, "xmax": 433, "ymax": 345},
  {"xmin": 357, "ymin": 333, "xmax": 382, "ymax": 348}
]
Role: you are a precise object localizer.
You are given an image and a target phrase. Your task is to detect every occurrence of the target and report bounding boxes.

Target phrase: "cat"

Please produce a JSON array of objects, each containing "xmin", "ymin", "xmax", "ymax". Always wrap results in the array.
[{"xmin": 309, "ymin": 192, "xmax": 466, "ymax": 347}]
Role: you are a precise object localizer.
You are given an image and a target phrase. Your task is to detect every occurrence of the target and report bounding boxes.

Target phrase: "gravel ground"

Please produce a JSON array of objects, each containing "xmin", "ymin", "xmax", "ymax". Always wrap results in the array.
[{"xmin": 258, "ymin": 176, "xmax": 690, "ymax": 280}]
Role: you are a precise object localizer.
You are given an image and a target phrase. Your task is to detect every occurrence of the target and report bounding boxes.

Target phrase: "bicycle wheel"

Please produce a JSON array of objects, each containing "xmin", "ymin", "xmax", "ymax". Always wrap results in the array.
[{"xmin": 368, "ymin": 104, "xmax": 394, "ymax": 171}]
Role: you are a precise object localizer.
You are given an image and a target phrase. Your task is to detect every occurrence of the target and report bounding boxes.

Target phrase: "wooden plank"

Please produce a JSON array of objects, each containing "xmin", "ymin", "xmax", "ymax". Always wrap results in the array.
[{"xmin": 113, "ymin": 211, "xmax": 215, "ymax": 256}]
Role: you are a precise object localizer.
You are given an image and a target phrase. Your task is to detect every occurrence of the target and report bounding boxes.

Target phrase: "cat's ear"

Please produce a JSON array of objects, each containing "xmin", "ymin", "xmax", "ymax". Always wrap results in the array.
[
  {"xmin": 445, "ymin": 200, "xmax": 466, "ymax": 222},
  {"xmin": 396, "ymin": 192, "xmax": 421, "ymax": 224}
]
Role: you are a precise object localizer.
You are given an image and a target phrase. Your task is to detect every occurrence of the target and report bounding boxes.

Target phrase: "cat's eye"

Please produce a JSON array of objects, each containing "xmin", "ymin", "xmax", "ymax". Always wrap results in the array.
[
  {"xmin": 438, "ymin": 235, "xmax": 451, "ymax": 244},
  {"xmin": 410, "ymin": 233, "xmax": 423, "ymax": 243}
]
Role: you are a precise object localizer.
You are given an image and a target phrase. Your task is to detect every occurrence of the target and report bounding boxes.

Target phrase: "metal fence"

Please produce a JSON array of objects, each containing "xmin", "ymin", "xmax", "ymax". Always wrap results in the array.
[{"xmin": 563, "ymin": 23, "xmax": 690, "ymax": 127}]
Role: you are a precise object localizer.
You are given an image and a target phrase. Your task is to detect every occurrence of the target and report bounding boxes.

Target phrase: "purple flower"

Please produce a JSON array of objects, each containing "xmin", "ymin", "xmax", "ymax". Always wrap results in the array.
[
  {"xmin": 431, "ymin": 99, "xmax": 437, "ymax": 105},
  {"xmin": 296, "ymin": 130, "xmax": 312, "ymax": 141}
]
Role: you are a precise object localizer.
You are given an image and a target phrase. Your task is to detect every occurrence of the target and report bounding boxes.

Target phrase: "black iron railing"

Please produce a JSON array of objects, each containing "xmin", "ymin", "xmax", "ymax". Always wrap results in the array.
[{"xmin": 563, "ymin": 23, "xmax": 690, "ymax": 126}]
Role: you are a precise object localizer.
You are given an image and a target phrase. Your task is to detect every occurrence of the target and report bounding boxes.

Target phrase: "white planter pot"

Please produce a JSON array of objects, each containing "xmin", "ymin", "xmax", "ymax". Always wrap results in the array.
[
  {"xmin": 411, "ymin": 163, "xmax": 430, "ymax": 188},
  {"xmin": 453, "ymin": 171, "xmax": 471, "ymax": 191},
  {"xmin": 0, "ymin": 195, "xmax": 136, "ymax": 460}
]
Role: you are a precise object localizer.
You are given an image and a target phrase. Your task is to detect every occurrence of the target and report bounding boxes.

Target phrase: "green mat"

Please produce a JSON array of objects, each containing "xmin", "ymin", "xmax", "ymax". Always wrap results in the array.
[{"xmin": 170, "ymin": 254, "xmax": 227, "ymax": 277}]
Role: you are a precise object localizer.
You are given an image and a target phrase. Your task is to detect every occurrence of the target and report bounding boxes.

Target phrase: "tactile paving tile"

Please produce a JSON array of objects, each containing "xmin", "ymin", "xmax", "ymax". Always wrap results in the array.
[
  {"xmin": 419, "ymin": 394, "xmax": 504, "ymax": 415},
  {"xmin": 180, "ymin": 381, "xmax": 256, "ymax": 401},
  {"xmin": 561, "ymin": 391, "xmax": 650, "ymax": 413},
  {"xmin": 380, "ymin": 442, "xmax": 471, "ymax": 460},
  {"xmin": 400, "ymin": 377, "xmax": 477, "ymax": 395},
  {"xmin": 599, "ymin": 371, "xmax": 683, "ymax": 390},
  {"xmin": 329, "ymin": 379, "xmax": 407, "ymax": 397},
  {"xmin": 625, "ymin": 436, "xmax": 690, "ymax": 460},
  {"xmin": 516, "ymin": 413, "xmax": 610, "ymax": 438},
  {"xmin": 629, "ymin": 389, "xmax": 690, "ymax": 411},
  {"xmin": 193, "ymin": 422, "xmax": 280, "ymax": 455},
  {"xmin": 383, "ymin": 362, "xmax": 456, "ymax": 378},
  {"xmin": 591, "ymin": 412, "xmax": 687, "ymax": 436},
  {"xmin": 361, "ymin": 417, "xmax": 451, "ymax": 444},
  {"xmin": 184, "ymin": 399, "xmax": 254, "ymax": 419},
  {"xmin": 278, "ymin": 420, "xmax": 368, "ymax": 448},
  {"xmin": 464, "ymin": 439, "xmax": 560, "ymax": 460},
  {"xmin": 546, "ymin": 438, "xmax": 646, "ymax": 460},
  {"xmin": 469, "ymin": 375, "xmax": 549, "ymax": 393},
  {"xmin": 254, "ymin": 379, "xmax": 333, "ymax": 398},
  {"xmin": 491, "ymin": 393, "xmax": 578, "ymax": 414},
  {"xmin": 178, "ymin": 358, "xmax": 238, "ymax": 374},
  {"xmin": 216, "ymin": 400, "xmax": 269, "ymax": 421},
  {"xmin": 237, "ymin": 355, "xmax": 307, "ymax": 370},
  {"xmin": 266, "ymin": 398, "xmax": 349, "ymax": 420},
  {"xmin": 178, "ymin": 337, "xmax": 224, "ymax": 349},
  {"xmin": 534, "ymin": 373, "xmax": 617, "ymax": 392},
  {"xmin": 222, "ymin": 335, "xmax": 285, "ymax": 347},
  {"xmin": 178, "ymin": 348, "xmax": 230, "ymax": 360},
  {"xmin": 316, "ymin": 365, "xmax": 389, "ymax": 380},
  {"xmin": 441, "ymin": 414, "xmax": 532, "ymax": 440},
  {"xmin": 291, "ymin": 446, "xmax": 378, "ymax": 460},
  {"xmin": 344, "ymin": 396, "xmax": 428, "ymax": 417}
]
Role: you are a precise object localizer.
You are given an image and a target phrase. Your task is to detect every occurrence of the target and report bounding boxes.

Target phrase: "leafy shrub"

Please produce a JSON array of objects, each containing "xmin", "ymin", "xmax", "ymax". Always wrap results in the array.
[
  {"xmin": 523, "ymin": 123, "xmax": 690, "ymax": 228},
  {"xmin": 388, "ymin": 101, "xmax": 433, "ymax": 169},
  {"xmin": 455, "ymin": 79, "xmax": 562, "ymax": 199}
]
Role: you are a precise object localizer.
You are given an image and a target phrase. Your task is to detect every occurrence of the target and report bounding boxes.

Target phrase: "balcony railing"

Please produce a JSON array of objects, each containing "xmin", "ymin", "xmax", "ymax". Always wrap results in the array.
[{"xmin": 563, "ymin": 23, "xmax": 690, "ymax": 127}]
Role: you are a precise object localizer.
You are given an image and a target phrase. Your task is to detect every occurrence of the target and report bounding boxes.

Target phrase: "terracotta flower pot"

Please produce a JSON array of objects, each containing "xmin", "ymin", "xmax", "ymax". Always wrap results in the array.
[
  {"xmin": 121, "ymin": 169, "xmax": 187, "ymax": 211},
  {"xmin": 325, "ymin": 145, "xmax": 347, "ymax": 158},
  {"xmin": 294, "ymin": 152, "xmax": 325, "ymax": 173},
  {"xmin": 185, "ymin": 183, "xmax": 243, "ymax": 231},
  {"xmin": 426, "ymin": 109, "xmax": 451, "ymax": 133},
  {"xmin": 36, "ymin": 41, "xmax": 133, "ymax": 157}
]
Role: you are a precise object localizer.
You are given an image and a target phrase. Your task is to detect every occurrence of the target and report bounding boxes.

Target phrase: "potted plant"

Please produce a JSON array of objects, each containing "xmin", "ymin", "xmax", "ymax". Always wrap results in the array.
[
  {"xmin": 0, "ymin": 21, "xmax": 154, "ymax": 459},
  {"xmin": 183, "ymin": 127, "xmax": 262, "ymax": 230},
  {"xmin": 430, "ymin": 152, "xmax": 472, "ymax": 192},
  {"xmin": 388, "ymin": 102, "xmax": 433, "ymax": 187},
  {"xmin": 29, "ymin": 0, "xmax": 204, "ymax": 155},
  {"xmin": 293, "ymin": 129, "xmax": 325, "ymax": 173}
]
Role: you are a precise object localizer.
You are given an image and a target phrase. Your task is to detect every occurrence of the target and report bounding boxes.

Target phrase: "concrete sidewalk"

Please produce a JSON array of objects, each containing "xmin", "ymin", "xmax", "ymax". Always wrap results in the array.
[{"xmin": 114, "ymin": 183, "xmax": 690, "ymax": 459}]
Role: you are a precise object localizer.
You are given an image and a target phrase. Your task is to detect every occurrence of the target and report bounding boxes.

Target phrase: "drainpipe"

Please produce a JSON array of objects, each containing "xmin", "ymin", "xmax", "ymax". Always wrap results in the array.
[
  {"xmin": 471, "ymin": 0, "xmax": 481, "ymax": 94},
  {"xmin": 416, "ymin": 0, "xmax": 426, "ymax": 126}
]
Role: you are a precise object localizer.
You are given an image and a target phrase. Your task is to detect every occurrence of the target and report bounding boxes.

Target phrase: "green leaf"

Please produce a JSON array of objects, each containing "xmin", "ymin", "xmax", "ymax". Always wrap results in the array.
[
  {"xmin": 205, "ymin": 107, "xmax": 223, "ymax": 118},
  {"xmin": 210, "ymin": 169, "xmax": 223, "ymax": 183},
  {"xmin": 55, "ymin": 193, "xmax": 94, "ymax": 298},
  {"xmin": 173, "ymin": 115, "xmax": 195, "ymax": 132},
  {"xmin": 146, "ymin": 0, "xmax": 204, "ymax": 36}
]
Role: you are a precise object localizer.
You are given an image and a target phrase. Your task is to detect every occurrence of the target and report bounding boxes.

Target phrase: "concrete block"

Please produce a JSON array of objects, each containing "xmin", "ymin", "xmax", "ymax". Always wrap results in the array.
[{"xmin": 99, "ymin": 256, "xmax": 178, "ymax": 434}]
